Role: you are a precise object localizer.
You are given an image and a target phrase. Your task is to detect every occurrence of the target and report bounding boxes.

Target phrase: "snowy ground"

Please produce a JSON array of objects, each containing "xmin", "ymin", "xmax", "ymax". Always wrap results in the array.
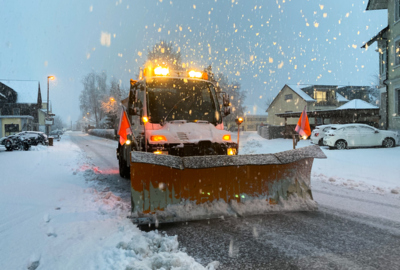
[
  {"xmin": 238, "ymin": 131, "xmax": 400, "ymax": 195},
  {"xmin": 0, "ymin": 133, "xmax": 217, "ymax": 270},
  {"xmin": 1, "ymin": 131, "xmax": 399, "ymax": 269}
]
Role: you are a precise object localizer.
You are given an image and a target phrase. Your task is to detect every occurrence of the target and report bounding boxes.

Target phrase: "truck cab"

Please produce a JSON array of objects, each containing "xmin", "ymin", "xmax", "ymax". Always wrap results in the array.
[{"xmin": 117, "ymin": 66, "xmax": 237, "ymax": 178}]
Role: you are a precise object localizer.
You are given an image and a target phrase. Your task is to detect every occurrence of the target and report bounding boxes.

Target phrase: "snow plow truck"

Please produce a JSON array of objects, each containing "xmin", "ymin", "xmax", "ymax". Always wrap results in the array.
[{"xmin": 117, "ymin": 65, "xmax": 326, "ymax": 225}]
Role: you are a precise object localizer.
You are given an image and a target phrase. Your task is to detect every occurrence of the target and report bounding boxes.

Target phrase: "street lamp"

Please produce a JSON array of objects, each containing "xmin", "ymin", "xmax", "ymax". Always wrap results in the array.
[
  {"xmin": 235, "ymin": 117, "xmax": 244, "ymax": 154},
  {"xmin": 46, "ymin": 75, "xmax": 55, "ymax": 137},
  {"xmin": 110, "ymin": 97, "xmax": 115, "ymax": 102}
]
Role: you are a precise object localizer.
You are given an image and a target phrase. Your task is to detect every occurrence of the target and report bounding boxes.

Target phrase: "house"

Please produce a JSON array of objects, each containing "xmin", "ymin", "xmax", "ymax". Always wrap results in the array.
[
  {"xmin": 336, "ymin": 86, "xmax": 374, "ymax": 104},
  {"xmin": 362, "ymin": 0, "xmax": 400, "ymax": 130},
  {"xmin": 266, "ymin": 84, "xmax": 350, "ymax": 126},
  {"xmin": 0, "ymin": 80, "xmax": 43, "ymax": 137}
]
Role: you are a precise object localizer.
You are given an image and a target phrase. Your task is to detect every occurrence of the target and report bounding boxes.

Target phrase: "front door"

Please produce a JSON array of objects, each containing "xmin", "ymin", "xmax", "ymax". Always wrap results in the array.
[
  {"xmin": 344, "ymin": 126, "xmax": 361, "ymax": 147},
  {"xmin": 359, "ymin": 126, "xmax": 380, "ymax": 146}
]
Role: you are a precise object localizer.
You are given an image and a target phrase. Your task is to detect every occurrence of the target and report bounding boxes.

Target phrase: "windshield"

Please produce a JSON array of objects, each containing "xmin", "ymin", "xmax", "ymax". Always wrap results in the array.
[{"xmin": 146, "ymin": 79, "xmax": 219, "ymax": 124}]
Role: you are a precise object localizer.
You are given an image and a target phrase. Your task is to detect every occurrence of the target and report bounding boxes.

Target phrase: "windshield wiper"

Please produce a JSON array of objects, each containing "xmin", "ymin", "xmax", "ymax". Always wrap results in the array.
[{"xmin": 161, "ymin": 95, "xmax": 191, "ymax": 125}]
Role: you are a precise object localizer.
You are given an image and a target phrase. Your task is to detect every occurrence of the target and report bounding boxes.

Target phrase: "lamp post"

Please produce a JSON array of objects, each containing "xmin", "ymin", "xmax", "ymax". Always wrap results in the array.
[
  {"xmin": 46, "ymin": 76, "xmax": 55, "ymax": 137},
  {"xmin": 235, "ymin": 117, "xmax": 244, "ymax": 154}
]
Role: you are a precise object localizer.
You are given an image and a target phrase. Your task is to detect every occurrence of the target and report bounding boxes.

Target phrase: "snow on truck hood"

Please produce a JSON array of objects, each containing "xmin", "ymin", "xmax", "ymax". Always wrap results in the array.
[{"xmin": 147, "ymin": 121, "xmax": 232, "ymax": 144}]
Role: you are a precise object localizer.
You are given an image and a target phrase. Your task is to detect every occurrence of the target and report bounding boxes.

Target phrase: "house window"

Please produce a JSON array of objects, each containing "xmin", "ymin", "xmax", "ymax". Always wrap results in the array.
[
  {"xmin": 396, "ymin": 0, "xmax": 400, "ymax": 22},
  {"xmin": 397, "ymin": 89, "xmax": 400, "ymax": 116},
  {"xmin": 285, "ymin": 94, "xmax": 293, "ymax": 101},
  {"xmin": 314, "ymin": 91, "xmax": 326, "ymax": 102},
  {"xmin": 13, "ymin": 108, "xmax": 20, "ymax": 115},
  {"xmin": 380, "ymin": 49, "xmax": 387, "ymax": 75}
]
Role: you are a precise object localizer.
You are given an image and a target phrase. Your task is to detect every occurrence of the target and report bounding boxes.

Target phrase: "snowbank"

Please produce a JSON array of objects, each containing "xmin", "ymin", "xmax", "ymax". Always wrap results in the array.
[
  {"xmin": 0, "ymin": 132, "xmax": 218, "ymax": 270},
  {"xmin": 238, "ymin": 132, "xmax": 400, "ymax": 195},
  {"xmin": 88, "ymin": 129, "xmax": 116, "ymax": 140}
]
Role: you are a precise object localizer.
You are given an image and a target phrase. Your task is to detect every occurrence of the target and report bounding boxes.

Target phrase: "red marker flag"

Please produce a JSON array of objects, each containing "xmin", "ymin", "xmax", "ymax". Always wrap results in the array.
[
  {"xmin": 118, "ymin": 110, "xmax": 132, "ymax": 145},
  {"xmin": 295, "ymin": 106, "xmax": 311, "ymax": 138}
]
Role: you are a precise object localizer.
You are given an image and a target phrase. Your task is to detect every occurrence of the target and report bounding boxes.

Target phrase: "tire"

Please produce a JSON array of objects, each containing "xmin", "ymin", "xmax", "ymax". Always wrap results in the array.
[
  {"xmin": 318, "ymin": 139, "xmax": 324, "ymax": 146},
  {"xmin": 119, "ymin": 147, "xmax": 130, "ymax": 179},
  {"xmin": 335, "ymin": 140, "xmax": 347, "ymax": 150},
  {"xmin": 5, "ymin": 140, "xmax": 13, "ymax": 151},
  {"xmin": 382, "ymin": 138, "xmax": 395, "ymax": 148},
  {"xmin": 23, "ymin": 143, "xmax": 30, "ymax": 151}
]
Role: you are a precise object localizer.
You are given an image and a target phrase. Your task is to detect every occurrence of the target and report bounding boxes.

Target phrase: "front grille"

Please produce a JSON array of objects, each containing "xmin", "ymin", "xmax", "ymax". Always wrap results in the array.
[{"xmin": 177, "ymin": 132, "xmax": 189, "ymax": 141}]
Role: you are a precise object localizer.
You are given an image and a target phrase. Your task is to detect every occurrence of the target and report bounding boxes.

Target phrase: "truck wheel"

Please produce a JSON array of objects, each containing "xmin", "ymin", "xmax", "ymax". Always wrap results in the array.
[{"xmin": 119, "ymin": 148, "xmax": 130, "ymax": 179}]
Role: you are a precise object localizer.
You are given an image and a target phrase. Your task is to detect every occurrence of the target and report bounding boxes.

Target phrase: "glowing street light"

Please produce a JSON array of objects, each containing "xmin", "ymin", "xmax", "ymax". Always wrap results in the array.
[
  {"xmin": 46, "ymin": 75, "xmax": 55, "ymax": 137},
  {"xmin": 235, "ymin": 117, "xmax": 244, "ymax": 154}
]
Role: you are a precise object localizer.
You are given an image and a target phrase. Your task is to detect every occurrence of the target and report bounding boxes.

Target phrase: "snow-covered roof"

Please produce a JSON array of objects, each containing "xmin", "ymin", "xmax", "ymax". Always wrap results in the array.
[
  {"xmin": 336, "ymin": 92, "xmax": 348, "ymax": 102},
  {"xmin": 286, "ymin": 85, "xmax": 315, "ymax": 102},
  {"xmin": 0, "ymin": 80, "xmax": 39, "ymax": 104},
  {"xmin": 0, "ymin": 115, "xmax": 34, "ymax": 119},
  {"xmin": 336, "ymin": 99, "xmax": 378, "ymax": 110}
]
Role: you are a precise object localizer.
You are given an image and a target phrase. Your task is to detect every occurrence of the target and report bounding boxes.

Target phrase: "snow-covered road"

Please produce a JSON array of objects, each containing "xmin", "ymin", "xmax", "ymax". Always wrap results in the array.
[{"xmin": 1, "ymin": 131, "xmax": 399, "ymax": 269}]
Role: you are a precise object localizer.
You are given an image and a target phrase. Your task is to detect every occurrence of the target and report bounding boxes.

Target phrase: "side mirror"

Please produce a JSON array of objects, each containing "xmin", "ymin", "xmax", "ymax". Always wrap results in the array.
[
  {"xmin": 129, "ymin": 107, "xmax": 140, "ymax": 115},
  {"xmin": 375, "ymin": 130, "xmax": 379, "ymax": 133},
  {"xmin": 223, "ymin": 107, "xmax": 231, "ymax": 117},
  {"xmin": 222, "ymin": 94, "xmax": 230, "ymax": 107}
]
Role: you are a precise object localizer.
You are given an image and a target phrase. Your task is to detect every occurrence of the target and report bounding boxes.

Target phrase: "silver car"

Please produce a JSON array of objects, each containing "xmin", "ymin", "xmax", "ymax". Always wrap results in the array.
[
  {"xmin": 323, "ymin": 124, "xmax": 399, "ymax": 150},
  {"xmin": 310, "ymin": 125, "xmax": 339, "ymax": 146}
]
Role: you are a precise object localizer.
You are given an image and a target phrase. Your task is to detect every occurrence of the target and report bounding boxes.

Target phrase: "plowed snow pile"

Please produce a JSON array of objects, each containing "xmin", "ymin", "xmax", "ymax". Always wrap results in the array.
[
  {"xmin": 239, "ymin": 131, "xmax": 400, "ymax": 195},
  {"xmin": 0, "ymin": 132, "xmax": 218, "ymax": 270}
]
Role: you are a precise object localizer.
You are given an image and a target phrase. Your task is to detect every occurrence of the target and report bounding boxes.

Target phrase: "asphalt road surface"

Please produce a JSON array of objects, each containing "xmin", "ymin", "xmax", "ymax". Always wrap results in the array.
[{"xmin": 70, "ymin": 132, "xmax": 400, "ymax": 270}]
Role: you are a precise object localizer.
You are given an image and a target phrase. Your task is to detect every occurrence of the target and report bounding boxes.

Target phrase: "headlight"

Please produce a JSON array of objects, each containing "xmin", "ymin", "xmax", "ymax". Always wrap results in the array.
[
  {"xmin": 125, "ymin": 140, "xmax": 131, "ymax": 145},
  {"xmin": 150, "ymin": 135, "xmax": 167, "ymax": 142},
  {"xmin": 223, "ymin": 134, "xmax": 231, "ymax": 141},
  {"xmin": 153, "ymin": 150, "xmax": 168, "ymax": 155},
  {"xmin": 227, "ymin": 148, "xmax": 236, "ymax": 155}
]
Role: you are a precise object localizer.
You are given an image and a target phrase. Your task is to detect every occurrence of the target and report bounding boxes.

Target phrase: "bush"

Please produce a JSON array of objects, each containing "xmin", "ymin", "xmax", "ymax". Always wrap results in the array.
[{"xmin": 87, "ymin": 129, "xmax": 116, "ymax": 140}]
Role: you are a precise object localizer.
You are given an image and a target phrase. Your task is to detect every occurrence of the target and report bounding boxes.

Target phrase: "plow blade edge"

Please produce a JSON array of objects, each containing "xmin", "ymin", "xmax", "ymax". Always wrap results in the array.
[{"xmin": 130, "ymin": 145, "xmax": 326, "ymax": 224}]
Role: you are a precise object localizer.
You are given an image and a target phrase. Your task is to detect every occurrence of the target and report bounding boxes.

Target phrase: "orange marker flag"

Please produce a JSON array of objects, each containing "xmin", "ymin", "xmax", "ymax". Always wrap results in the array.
[
  {"xmin": 118, "ymin": 109, "xmax": 132, "ymax": 145},
  {"xmin": 295, "ymin": 106, "xmax": 311, "ymax": 138}
]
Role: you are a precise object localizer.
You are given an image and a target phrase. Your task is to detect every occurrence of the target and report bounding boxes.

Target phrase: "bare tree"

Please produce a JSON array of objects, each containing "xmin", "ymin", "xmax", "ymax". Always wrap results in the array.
[
  {"xmin": 215, "ymin": 73, "xmax": 247, "ymax": 123},
  {"xmin": 264, "ymin": 97, "xmax": 274, "ymax": 111},
  {"xmin": 53, "ymin": 116, "xmax": 64, "ymax": 130},
  {"xmin": 79, "ymin": 72, "xmax": 107, "ymax": 127}
]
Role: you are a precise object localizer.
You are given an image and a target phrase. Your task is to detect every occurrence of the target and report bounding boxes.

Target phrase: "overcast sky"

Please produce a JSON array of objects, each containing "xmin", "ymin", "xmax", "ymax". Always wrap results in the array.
[{"xmin": 0, "ymin": 0, "xmax": 387, "ymax": 124}]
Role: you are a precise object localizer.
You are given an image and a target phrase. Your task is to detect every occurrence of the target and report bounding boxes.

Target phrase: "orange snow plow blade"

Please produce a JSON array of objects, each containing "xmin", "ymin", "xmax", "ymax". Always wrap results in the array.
[{"xmin": 129, "ymin": 145, "xmax": 326, "ymax": 225}]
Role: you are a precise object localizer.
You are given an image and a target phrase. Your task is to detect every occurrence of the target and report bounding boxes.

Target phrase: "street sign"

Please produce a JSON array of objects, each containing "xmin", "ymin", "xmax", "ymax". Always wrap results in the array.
[{"xmin": 45, "ymin": 118, "xmax": 54, "ymax": 125}]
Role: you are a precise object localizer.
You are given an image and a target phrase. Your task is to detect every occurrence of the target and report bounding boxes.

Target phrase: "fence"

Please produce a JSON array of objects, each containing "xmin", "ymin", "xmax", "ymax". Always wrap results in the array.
[{"xmin": 257, "ymin": 124, "xmax": 286, "ymax": 139}]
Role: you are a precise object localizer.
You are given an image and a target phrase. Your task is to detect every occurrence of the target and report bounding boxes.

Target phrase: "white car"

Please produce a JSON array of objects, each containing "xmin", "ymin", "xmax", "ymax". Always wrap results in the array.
[
  {"xmin": 310, "ymin": 125, "xmax": 338, "ymax": 146},
  {"xmin": 323, "ymin": 124, "xmax": 399, "ymax": 150}
]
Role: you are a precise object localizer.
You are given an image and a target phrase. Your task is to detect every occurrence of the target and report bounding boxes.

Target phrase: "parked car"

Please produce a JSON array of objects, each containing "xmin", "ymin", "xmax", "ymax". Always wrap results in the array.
[
  {"xmin": 17, "ymin": 131, "xmax": 48, "ymax": 146},
  {"xmin": 1, "ymin": 134, "xmax": 31, "ymax": 151},
  {"xmin": 323, "ymin": 124, "xmax": 399, "ymax": 150},
  {"xmin": 50, "ymin": 130, "xmax": 62, "ymax": 139},
  {"xmin": 310, "ymin": 125, "xmax": 339, "ymax": 146}
]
